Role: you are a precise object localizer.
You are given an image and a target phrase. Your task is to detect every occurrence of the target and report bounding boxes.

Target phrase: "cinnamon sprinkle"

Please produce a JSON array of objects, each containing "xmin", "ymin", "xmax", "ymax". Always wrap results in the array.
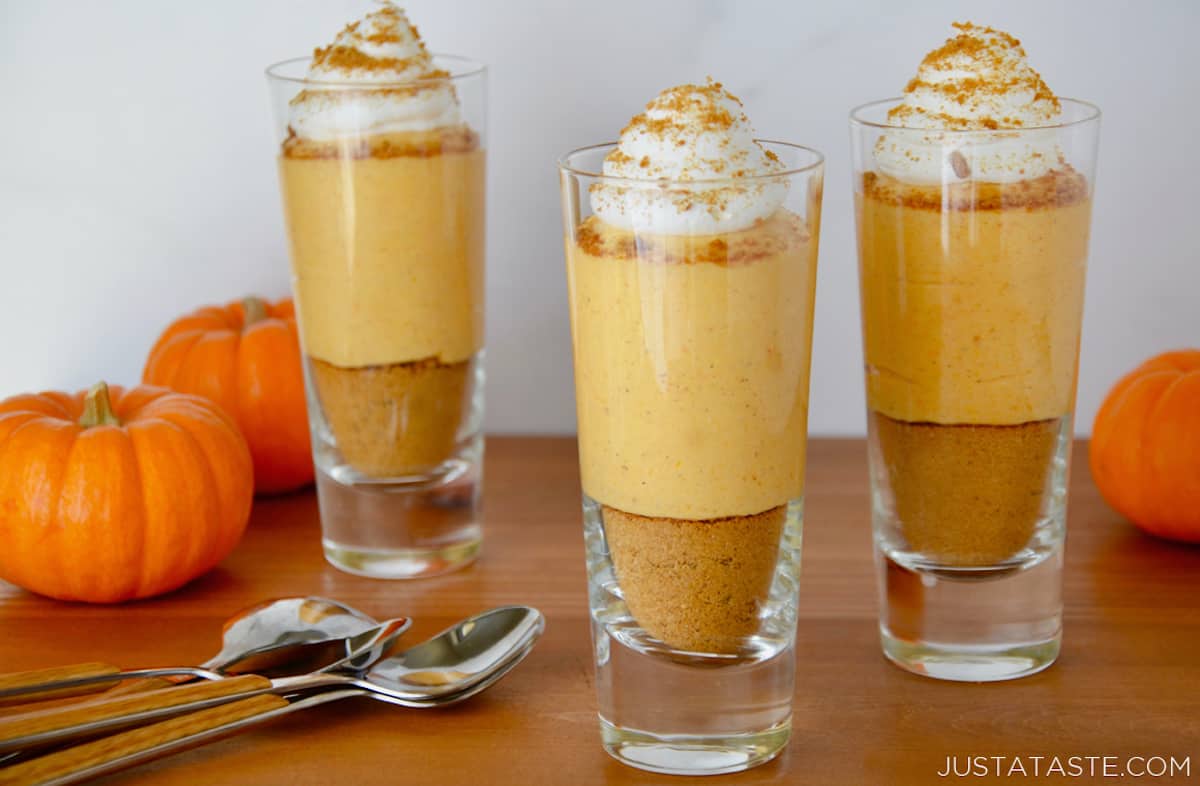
[
  {"xmin": 889, "ymin": 22, "xmax": 1060, "ymax": 130},
  {"xmin": 574, "ymin": 210, "xmax": 809, "ymax": 265},
  {"xmin": 861, "ymin": 168, "xmax": 1088, "ymax": 211},
  {"xmin": 310, "ymin": 3, "xmax": 435, "ymax": 76},
  {"xmin": 619, "ymin": 80, "xmax": 740, "ymax": 140},
  {"xmin": 282, "ymin": 125, "xmax": 479, "ymax": 160}
]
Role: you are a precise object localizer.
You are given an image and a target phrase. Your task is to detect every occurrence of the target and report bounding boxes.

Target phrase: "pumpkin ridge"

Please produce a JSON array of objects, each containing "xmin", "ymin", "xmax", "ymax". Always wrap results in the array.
[
  {"xmin": 237, "ymin": 319, "xmax": 286, "ymax": 480},
  {"xmin": 118, "ymin": 385, "xmax": 174, "ymax": 417},
  {"xmin": 193, "ymin": 306, "xmax": 231, "ymax": 327},
  {"xmin": 220, "ymin": 302, "xmax": 247, "ymax": 331},
  {"xmin": 150, "ymin": 332, "xmax": 208, "ymax": 389},
  {"xmin": 0, "ymin": 418, "xmax": 74, "ymax": 594},
  {"xmin": 1091, "ymin": 376, "xmax": 1140, "ymax": 520},
  {"xmin": 0, "ymin": 394, "xmax": 70, "ymax": 420},
  {"xmin": 92, "ymin": 424, "xmax": 150, "ymax": 600},
  {"xmin": 1144, "ymin": 350, "xmax": 1200, "ymax": 374},
  {"xmin": 178, "ymin": 331, "xmax": 241, "ymax": 418},
  {"xmin": 148, "ymin": 406, "xmax": 249, "ymax": 569},
  {"xmin": 1145, "ymin": 372, "xmax": 1200, "ymax": 535},
  {"xmin": 121, "ymin": 420, "xmax": 154, "ymax": 599},
  {"xmin": 240, "ymin": 317, "xmax": 283, "ymax": 340},
  {"xmin": 1090, "ymin": 373, "xmax": 1133, "ymax": 463},
  {"xmin": 53, "ymin": 424, "xmax": 93, "ymax": 601},
  {"xmin": 147, "ymin": 313, "xmax": 223, "ymax": 358},
  {"xmin": 144, "ymin": 392, "xmax": 241, "ymax": 433},
  {"xmin": 179, "ymin": 416, "xmax": 228, "ymax": 578},
  {"xmin": 129, "ymin": 418, "xmax": 202, "ymax": 596},
  {"xmin": 0, "ymin": 411, "xmax": 45, "ymax": 443},
  {"xmin": 1146, "ymin": 372, "xmax": 1190, "ymax": 419},
  {"xmin": 43, "ymin": 391, "xmax": 80, "ymax": 419},
  {"xmin": 1128, "ymin": 375, "xmax": 1176, "ymax": 520}
]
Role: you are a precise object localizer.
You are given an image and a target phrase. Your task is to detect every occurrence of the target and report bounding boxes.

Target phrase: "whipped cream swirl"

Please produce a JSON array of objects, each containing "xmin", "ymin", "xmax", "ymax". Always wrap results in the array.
[
  {"xmin": 591, "ymin": 80, "xmax": 786, "ymax": 234},
  {"xmin": 289, "ymin": 2, "xmax": 460, "ymax": 141},
  {"xmin": 875, "ymin": 23, "xmax": 1063, "ymax": 184}
]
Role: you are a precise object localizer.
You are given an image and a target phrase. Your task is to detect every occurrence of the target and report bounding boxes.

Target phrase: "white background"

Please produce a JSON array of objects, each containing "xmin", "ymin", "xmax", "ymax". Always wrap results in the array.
[{"xmin": 1, "ymin": 0, "xmax": 1196, "ymax": 435}]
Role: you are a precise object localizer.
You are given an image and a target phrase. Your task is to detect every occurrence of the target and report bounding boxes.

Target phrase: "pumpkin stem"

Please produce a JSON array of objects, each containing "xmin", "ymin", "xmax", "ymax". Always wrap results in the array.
[
  {"xmin": 242, "ymin": 297, "xmax": 268, "ymax": 327},
  {"xmin": 79, "ymin": 382, "xmax": 122, "ymax": 428}
]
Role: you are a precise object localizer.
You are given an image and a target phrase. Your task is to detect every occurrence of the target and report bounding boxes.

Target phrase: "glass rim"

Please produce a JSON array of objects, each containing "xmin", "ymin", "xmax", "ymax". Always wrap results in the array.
[
  {"xmin": 848, "ymin": 96, "xmax": 1101, "ymax": 132},
  {"xmin": 264, "ymin": 53, "xmax": 486, "ymax": 88},
  {"xmin": 557, "ymin": 140, "xmax": 824, "ymax": 186}
]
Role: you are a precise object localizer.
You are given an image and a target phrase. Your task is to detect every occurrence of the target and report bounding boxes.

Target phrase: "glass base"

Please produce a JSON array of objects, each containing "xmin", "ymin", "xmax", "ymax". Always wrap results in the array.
[
  {"xmin": 315, "ymin": 437, "xmax": 482, "ymax": 580},
  {"xmin": 599, "ymin": 717, "xmax": 790, "ymax": 776},
  {"xmin": 880, "ymin": 626, "xmax": 1060, "ymax": 682},
  {"xmin": 877, "ymin": 545, "xmax": 1062, "ymax": 682},
  {"xmin": 322, "ymin": 536, "xmax": 481, "ymax": 579},
  {"xmin": 585, "ymin": 496, "xmax": 801, "ymax": 775}
]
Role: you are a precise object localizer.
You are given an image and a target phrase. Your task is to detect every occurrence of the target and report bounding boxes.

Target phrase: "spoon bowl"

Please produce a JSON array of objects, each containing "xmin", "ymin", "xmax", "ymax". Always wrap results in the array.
[
  {"xmin": 204, "ymin": 597, "xmax": 380, "ymax": 674},
  {"xmin": 352, "ymin": 605, "xmax": 544, "ymax": 701}
]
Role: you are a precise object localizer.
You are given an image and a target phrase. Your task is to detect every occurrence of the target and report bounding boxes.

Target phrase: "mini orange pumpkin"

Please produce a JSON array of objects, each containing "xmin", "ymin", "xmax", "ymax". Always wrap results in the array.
[
  {"xmin": 1090, "ymin": 350, "xmax": 1200, "ymax": 543},
  {"xmin": 0, "ymin": 382, "xmax": 253, "ymax": 603},
  {"xmin": 143, "ymin": 297, "xmax": 313, "ymax": 494}
]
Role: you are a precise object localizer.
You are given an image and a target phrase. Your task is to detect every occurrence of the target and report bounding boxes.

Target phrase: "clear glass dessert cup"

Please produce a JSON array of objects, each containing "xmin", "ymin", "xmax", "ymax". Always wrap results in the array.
[
  {"xmin": 850, "ymin": 98, "xmax": 1100, "ymax": 681},
  {"xmin": 560, "ymin": 143, "xmax": 823, "ymax": 775},
  {"xmin": 266, "ymin": 56, "xmax": 487, "ymax": 579}
]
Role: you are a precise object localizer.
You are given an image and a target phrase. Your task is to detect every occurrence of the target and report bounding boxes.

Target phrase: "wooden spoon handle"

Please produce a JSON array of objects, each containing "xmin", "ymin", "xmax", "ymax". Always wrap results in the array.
[
  {"xmin": 0, "ymin": 694, "xmax": 290, "ymax": 786},
  {"xmin": 0, "ymin": 674, "xmax": 272, "ymax": 755},
  {"xmin": 0, "ymin": 665, "xmax": 121, "ymax": 708}
]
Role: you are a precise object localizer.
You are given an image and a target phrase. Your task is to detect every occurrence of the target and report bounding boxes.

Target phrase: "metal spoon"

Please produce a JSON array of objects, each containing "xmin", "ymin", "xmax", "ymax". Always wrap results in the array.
[
  {"xmin": 0, "ymin": 617, "xmax": 412, "ymax": 756},
  {"xmin": 0, "ymin": 607, "xmax": 544, "ymax": 786},
  {"xmin": 0, "ymin": 612, "xmax": 544, "ymax": 786},
  {"xmin": 0, "ymin": 597, "xmax": 379, "ymax": 704}
]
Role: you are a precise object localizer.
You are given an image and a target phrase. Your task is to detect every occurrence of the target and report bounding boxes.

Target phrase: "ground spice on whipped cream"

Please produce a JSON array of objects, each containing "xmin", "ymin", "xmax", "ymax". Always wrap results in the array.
[
  {"xmin": 309, "ymin": 3, "xmax": 449, "ymax": 79},
  {"xmin": 889, "ymin": 22, "xmax": 1060, "ymax": 130}
]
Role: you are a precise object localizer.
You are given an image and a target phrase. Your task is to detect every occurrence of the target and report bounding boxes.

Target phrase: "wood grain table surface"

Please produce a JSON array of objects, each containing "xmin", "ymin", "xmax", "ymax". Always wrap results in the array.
[{"xmin": 1, "ymin": 437, "xmax": 1197, "ymax": 785}]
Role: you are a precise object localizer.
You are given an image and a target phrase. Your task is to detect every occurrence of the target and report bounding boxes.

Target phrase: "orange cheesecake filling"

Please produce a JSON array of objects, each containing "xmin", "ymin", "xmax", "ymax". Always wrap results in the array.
[
  {"xmin": 859, "ymin": 169, "xmax": 1090, "ymax": 426},
  {"xmin": 568, "ymin": 212, "xmax": 815, "ymax": 521}
]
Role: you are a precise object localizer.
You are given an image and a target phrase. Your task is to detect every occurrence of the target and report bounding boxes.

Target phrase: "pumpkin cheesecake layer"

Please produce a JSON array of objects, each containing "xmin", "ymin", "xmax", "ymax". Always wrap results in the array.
[
  {"xmin": 860, "ymin": 171, "xmax": 1088, "ymax": 564},
  {"xmin": 569, "ymin": 212, "xmax": 814, "ymax": 654},
  {"xmin": 280, "ymin": 130, "xmax": 483, "ymax": 477},
  {"xmin": 567, "ymin": 211, "xmax": 816, "ymax": 521},
  {"xmin": 858, "ymin": 170, "xmax": 1090, "ymax": 426},
  {"xmin": 279, "ymin": 129, "xmax": 485, "ymax": 369}
]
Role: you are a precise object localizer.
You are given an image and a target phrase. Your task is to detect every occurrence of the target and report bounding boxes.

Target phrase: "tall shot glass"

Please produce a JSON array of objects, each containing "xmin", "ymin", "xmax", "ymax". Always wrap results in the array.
[
  {"xmin": 850, "ymin": 99, "xmax": 1100, "ymax": 680},
  {"xmin": 559, "ymin": 143, "xmax": 823, "ymax": 774},
  {"xmin": 266, "ymin": 57, "xmax": 486, "ymax": 579}
]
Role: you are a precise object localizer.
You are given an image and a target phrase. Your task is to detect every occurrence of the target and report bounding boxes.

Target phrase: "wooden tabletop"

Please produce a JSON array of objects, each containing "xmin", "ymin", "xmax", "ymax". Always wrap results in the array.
[{"xmin": 1, "ymin": 437, "xmax": 1197, "ymax": 785}]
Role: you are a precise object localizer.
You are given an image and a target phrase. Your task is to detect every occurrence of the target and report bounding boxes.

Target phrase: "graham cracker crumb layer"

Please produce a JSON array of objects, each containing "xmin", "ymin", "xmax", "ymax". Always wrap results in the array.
[
  {"xmin": 310, "ymin": 355, "xmax": 471, "ymax": 477},
  {"xmin": 283, "ymin": 126, "xmax": 479, "ymax": 160},
  {"xmin": 862, "ymin": 168, "xmax": 1087, "ymax": 211},
  {"xmin": 575, "ymin": 209, "xmax": 808, "ymax": 265},
  {"xmin": 602, "ymin": 504, "xmax": 786, "ymax": 654},
  {"xmin": 872, "ymin": 411, "xmax": 1063, "ymax": 566}
]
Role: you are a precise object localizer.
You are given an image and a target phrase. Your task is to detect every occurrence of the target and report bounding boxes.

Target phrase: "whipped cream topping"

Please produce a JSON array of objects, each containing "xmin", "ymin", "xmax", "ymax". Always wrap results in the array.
[
  {"xmin": 591, "ymin": 80, "xmax": 787, "ymax": 234},
  {"xmin": 875, "ymin": 23, "xmax": 1063, "ymax": 184},
  {"xmin": 289, "ymin": 2, "xmax": 460, "ymax": 141}
]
